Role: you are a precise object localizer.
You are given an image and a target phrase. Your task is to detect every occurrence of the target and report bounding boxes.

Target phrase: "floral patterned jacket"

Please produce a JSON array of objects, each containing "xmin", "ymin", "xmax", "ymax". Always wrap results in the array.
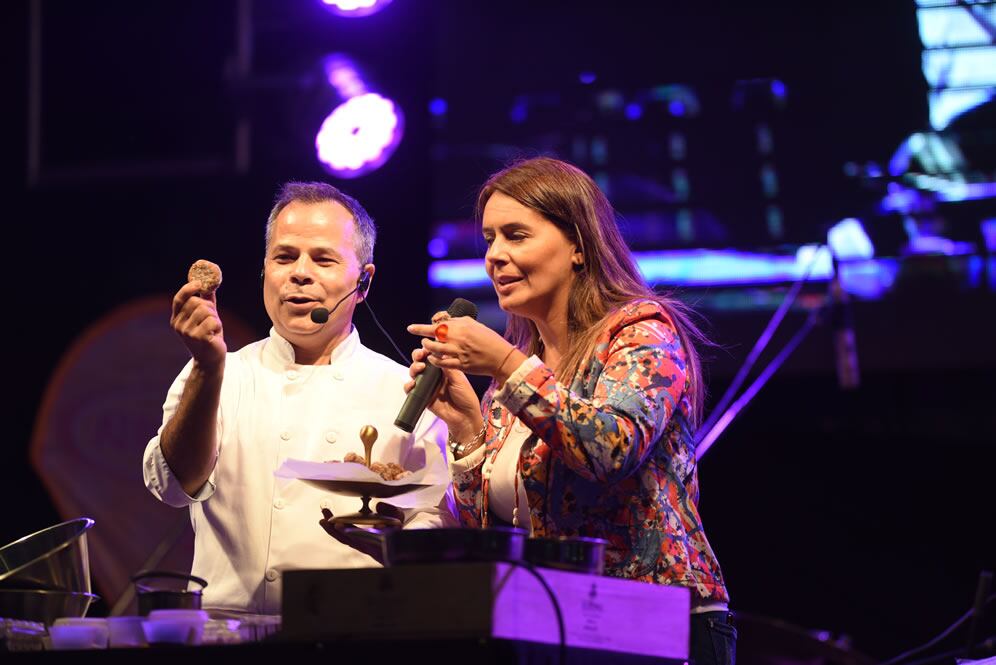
[{"xmin": 451, "ymin": 299, "xmax": 729, "ymax": 603}]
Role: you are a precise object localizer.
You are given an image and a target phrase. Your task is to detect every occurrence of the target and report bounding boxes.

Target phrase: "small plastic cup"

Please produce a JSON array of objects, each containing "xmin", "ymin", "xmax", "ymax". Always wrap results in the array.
[{"xmin": 107, "ymin": 616, "xmax": 147, "ymax": 648}]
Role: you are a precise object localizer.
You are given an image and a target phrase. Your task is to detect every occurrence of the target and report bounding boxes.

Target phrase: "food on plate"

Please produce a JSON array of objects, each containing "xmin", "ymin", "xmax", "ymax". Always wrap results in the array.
[{"xmin": 327, "ymin": 453, "xmax": 413, "ymax": 481}]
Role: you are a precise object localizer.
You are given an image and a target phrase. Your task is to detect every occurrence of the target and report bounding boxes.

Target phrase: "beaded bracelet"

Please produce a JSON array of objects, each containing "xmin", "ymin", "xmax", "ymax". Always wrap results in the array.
[{"xmin": 448, "ymin": 424, "xmax": 486, "ymax": 457}]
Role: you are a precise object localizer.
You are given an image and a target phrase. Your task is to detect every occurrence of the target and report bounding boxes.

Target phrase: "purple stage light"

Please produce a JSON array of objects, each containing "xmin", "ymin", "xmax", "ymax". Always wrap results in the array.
[
  {"xmin": 427, "ymin": 237, "xmax": 448, "ymax": 259},
  {"xmin": 321, "ymin": 0, "xmax": 393, "ymax": 18},
  {"xmin": 315, "ymin": 92, "xmax": 403, "ymax": 179},
  {"xmin": 315, "ymin": 54, "xmax": 404, "ymax": 178},
  {"xmin": 624, "ymin": 103, "xmax": 643, "ymax": 120},
  {"xmin": 509, "ymin": 98, "xmax": 528, "ymax": 124},
  {"xmin": 579, "ymin": 72, "xmax": 597, "ymax": 85},
  {"xmin": 428, "ymin": 98, "xmax": 448, "ymax": 116},
  {"xmin": 428, "ymin": 249, "xmax": 839, "ymax": 289},
  {"xmin": 324, "ymin": 54, "xmax": 366, "ymax": 97},
  {"xmin": 982, "ymin": 219, "xmax": 996, "ymax": 253}
]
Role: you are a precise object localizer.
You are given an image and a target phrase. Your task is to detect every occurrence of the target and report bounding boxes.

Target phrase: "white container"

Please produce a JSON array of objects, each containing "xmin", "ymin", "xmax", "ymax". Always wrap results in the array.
[
  {"xmin": 142, "ymin": 610, "xmax": 207, "ymax": 645},
  {"xmin": 107, "ymin": 616, "xmax": 146, "ymax": 648},
  {"xmin": 202, "ymin": 619, "xmax": 243, "ymax": 645},
  {"xmin": 48, "ymin": 618, "xmax": 108, "ymax": 650},
  {"xmin": 147, "ymin": 609, "xmax": 209, "ymax": 623}
]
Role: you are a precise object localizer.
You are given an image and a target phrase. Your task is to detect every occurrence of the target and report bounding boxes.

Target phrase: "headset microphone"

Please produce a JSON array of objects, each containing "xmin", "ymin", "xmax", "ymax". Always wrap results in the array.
[
  {"xmin": 310, "ymin": 270, "xmax": 372, "ymax": 324},
  {"xmin": 304, "ymin": 270, "xmax": 411, "ymax": 366}
]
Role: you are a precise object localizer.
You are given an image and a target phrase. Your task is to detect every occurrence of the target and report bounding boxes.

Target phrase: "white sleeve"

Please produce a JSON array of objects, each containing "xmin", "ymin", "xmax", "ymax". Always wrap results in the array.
[{"xmin": 141, "ymin": 359, "xmax": 221, "ymax": 507}]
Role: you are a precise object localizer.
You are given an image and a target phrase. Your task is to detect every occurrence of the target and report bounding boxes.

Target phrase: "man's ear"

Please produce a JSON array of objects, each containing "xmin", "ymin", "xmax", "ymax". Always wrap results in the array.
[{"xmin": 357, "ymin": 264, "xmax": 375, "ymax": 300}]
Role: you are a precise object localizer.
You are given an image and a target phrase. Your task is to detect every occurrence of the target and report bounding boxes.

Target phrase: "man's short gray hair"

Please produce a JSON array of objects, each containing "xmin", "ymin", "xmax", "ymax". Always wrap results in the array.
[{"xmin": 264, "ymin": 181, "xmax": 377, "ymax": 265}]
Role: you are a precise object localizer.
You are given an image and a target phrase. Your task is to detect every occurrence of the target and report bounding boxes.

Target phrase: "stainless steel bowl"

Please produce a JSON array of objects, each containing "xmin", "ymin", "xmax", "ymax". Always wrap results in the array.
[
  {"xmin": 132, "ymin": 570, "xmax": 208, "ymax": 616},
  {"xmin": 524, "ymin": 536, "xmax": 608, "ymax": 574},
  {"xmin": 0, "ymin": 589, "xmax": 98, "ymax": 625},
  {"xmin": 0, "ymin": 518, "xmax": 94, "ymax": 593},
  {"xmin": 361, "ymin": 527, "xmax": 528, "ymax": 566}
]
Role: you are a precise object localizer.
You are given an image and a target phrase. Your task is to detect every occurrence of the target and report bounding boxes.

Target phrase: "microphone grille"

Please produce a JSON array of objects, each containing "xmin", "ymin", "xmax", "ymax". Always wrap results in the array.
[
  {"xmin": 447, "ymin": 298, "xmax": 479, "ymax": 320},
  {"xmin": 310, "ymin": 307, "xmax": 330, "ymax": 324}
]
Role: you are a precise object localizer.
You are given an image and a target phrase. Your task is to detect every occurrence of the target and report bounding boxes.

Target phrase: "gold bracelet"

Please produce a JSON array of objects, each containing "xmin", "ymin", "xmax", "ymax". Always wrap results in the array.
[
  {"xmin": 497, "ymin": 346, "xmax": 519, "ymax": 378},
  {"xmin": 448, "ymin": 424, "xmax": 486, "ymax": 457}
]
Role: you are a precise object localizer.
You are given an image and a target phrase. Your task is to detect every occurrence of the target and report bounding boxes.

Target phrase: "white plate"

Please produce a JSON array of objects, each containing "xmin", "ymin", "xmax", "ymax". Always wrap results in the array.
[{"xmin": 275, "ymin": 458, "xmax": 429, "ymax": 486}]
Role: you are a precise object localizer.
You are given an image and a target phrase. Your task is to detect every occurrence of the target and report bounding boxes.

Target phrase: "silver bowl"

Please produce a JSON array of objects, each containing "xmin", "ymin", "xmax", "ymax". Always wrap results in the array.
[
  {"xmin": 374, "ymin": 527, "xmax": 528, "ymax": 566},
  {"xmin": 0, "ymin": 589, "xmax": 98, "ymax": 625},
  {"xmin": 133, "ymin": 570, "xmax": 208, "ymax": 616},
  {"xmin": 0, "ymin": 518, "xmax": 94, "ymax": 593},
  {"xmin": 524, "ymin": 536, "xmax": 608, "ymax": 574}
]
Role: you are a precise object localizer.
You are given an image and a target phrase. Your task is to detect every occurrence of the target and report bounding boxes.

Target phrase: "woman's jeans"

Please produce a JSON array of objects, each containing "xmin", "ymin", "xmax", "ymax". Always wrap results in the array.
[{"xmin": 689, "ymin": 611, "xmax": 737, "ymax": 665}]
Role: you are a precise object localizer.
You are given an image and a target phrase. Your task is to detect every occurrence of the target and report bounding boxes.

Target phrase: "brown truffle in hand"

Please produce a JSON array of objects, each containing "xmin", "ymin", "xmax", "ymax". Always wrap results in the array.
[{"xmin": 188, "ymin": 259, "xmax": 222, "ymax": 293}]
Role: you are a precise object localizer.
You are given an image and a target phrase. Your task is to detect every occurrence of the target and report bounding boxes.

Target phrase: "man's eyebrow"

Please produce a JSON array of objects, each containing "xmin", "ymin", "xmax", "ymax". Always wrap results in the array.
[
  {"xmin": 269, "ymin": 243, "xmax": 345, "ymax": 260},
  {"xmin": 310, "ymin": 246, "xmax": 344, "ymax": 260}
]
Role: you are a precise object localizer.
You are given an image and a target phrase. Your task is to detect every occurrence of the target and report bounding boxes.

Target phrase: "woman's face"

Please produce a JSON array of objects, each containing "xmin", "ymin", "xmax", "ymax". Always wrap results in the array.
[{"xmin": 482, "ymin": 192, "xmax": 581, "ymax": 323}]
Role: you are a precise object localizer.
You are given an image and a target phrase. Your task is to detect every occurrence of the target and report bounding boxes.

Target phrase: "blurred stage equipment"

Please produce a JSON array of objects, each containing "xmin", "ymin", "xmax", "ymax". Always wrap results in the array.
[
  {"xmin": 735, "ymin": 612, "xmax": 875, "ymax": 665},
  {"xmin": 314, "ymin": 54, "xmax": 404, "ymax": 178},
  {"xmin": 29, "ymin": 297, "xmax": 256, "ymax": 614},
  {"xmin": 695, "ymin": 240, "xmax": 861, "ymax": 459},
  {"xmin": 828, "ymin": 252, "xmax": 860, "ymax": 391},
  {"xmin": 966, "ymin": 570, "xmax": 993, "ymax": 658},
  {"xmin": 879, "ymin": 569, "xmax": 995, "ymax": 665},
  {"xmin": 914, "ymin": 0, "xmax": 995, "ymax": 131}
]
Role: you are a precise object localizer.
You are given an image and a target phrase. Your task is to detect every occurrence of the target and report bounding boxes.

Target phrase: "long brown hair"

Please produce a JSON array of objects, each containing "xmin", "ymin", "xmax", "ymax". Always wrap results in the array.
[{"xmin": 476, "ymin": 157, "xmax": 708, "ymax": 425}]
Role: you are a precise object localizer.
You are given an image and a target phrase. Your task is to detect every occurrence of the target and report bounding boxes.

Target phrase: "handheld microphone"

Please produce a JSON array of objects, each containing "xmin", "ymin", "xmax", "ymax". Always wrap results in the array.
[
  {"xmin": 829, "ymin": 257, "xmax": 860, "ymax": 390},
  {"xmin": 394, "ymin": 298, "xmax": 479, "ymax": 433},
  {"xmin": 310, "ymin": 271, "xmax": 372, "ymax": 324}
]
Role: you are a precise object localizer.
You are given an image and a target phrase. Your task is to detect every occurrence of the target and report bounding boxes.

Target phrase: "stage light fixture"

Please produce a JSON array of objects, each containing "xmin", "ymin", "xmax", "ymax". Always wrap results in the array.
[
  {"xmin": 321, "ymin": 0, "xmax": 393, "ymax": 18},
  {"xmin": 828, "ymin": 218, "xmax": 874, "ymax": 261},
  {"xmin": 314, "ymin": 54, "xmax": 404, "ymax": 179}
]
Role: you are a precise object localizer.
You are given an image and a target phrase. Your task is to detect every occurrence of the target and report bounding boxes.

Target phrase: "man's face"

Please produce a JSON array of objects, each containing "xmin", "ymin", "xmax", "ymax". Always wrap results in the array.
[{"xmin": 262, "ymin": 200, "xmax": 366, "ymax": 357}]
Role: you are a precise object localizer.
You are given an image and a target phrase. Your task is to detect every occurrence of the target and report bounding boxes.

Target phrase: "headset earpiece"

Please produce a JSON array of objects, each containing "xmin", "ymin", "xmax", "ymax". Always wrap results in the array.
[{"xmin": 357, "ymin": 270, "xmax": 372, "ymax": 297}]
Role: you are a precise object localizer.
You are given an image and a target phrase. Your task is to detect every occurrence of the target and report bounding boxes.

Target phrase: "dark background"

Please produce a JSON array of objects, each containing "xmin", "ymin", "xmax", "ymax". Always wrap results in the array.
[{"xmin": 3, "ymin": 1, "xmax": 994, "ymax": 660}]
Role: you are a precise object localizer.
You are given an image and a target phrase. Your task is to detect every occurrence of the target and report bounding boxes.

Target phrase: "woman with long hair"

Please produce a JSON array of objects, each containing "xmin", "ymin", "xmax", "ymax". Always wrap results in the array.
[{"xmin": 407, "ymin": 156, "xmax": 734, "ymax": 665}]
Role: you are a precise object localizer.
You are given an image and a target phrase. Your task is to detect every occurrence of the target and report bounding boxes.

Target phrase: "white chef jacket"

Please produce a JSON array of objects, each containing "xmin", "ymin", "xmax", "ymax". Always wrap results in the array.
[{"xmin": 143, "ymin": 326, "xmax": 455, "ymax": 614}]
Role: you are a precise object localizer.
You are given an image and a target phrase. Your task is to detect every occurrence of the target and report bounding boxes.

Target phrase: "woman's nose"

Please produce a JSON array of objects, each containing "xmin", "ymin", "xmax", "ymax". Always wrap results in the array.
[{"xmin": 485, "ymin": 240, "xmax": 507, "ymax": 264}]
